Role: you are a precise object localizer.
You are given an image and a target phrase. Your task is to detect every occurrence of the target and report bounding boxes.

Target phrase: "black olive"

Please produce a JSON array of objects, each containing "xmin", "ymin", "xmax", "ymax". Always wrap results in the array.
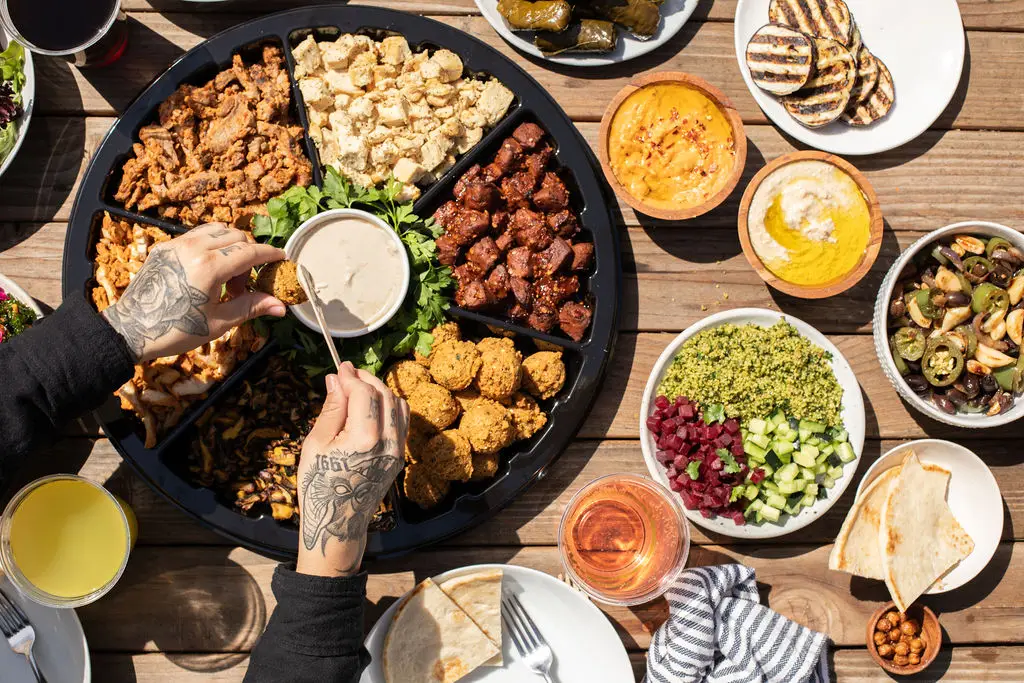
[
  {"xmin": 945, "ymin": 388, "xmax": 968, "ymax": 406},
  {"xmin": 991, "ymin": 265, "xmax": 1013, "ymax": 288},
  {"xmin": 946, "ymin": 291, "xmax": 971, "ymax": 307},
  {"xmin": 890, "ymin": 297, "xmax": 907, "ymax": 318},
  {"xmin": 959, "ymin": 373, "xmax": 982, "ymax": 398},
  {"xmin": 939, "ymin": 246, "xmax": 964, "ymax": 271},
  {"xmin": 981, "ymin": 374, "xmax": 999, "ymax": 394},
  {"xmin": 931, "ymin": 393, "xmax": 957, "ymax": 415},
  {"xmin": 905, "ymin": 374, "xmax": 930, "ymax": 394},
  {"xmin": 906, "ymin": 360, "xmax": 922, "ymax": 374}
]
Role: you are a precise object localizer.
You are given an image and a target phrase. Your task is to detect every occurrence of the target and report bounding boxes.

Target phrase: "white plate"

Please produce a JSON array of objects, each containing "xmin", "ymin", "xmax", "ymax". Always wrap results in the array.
[
  {"xmin": 476, "ymin": 0, "xmax": 699, "ymax": 67},
  {"xmin": 733, "ymin": 0, "xmax": 964, "ymax": 155},
  {"xmin": 360, "ymin": 564, "xmax": 634, "ymax": 683},
  {"xmin": 639, "ymin": 308, "xmax": 866, "ymax": 539},
  {"xmin": 856, "ymin": 439, "xmax": 1003, "ymax": 594},
  {"xmin": 0, "ymin": 576, "xmax": 90, "ymax": 683},
  {"xmin": 0, "ymin": 28, "xmax": 35, "ymax": 180}
]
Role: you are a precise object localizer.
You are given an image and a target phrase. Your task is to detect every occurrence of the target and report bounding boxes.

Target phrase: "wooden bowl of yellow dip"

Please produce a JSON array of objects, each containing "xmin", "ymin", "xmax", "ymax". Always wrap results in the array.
[
  {"xmin": 737, "ymin": 151, "xmax": 883, "ymax": 299},
  {"xmin": 598, "ymin": 72, "xmax": 747, "ymax": 221}
]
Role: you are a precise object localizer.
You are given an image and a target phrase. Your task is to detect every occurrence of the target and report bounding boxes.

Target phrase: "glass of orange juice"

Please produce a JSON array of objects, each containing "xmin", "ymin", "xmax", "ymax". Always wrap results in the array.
[{"xmin": 0, "ymin": 474, "xmax": 136, "ymax": 608}]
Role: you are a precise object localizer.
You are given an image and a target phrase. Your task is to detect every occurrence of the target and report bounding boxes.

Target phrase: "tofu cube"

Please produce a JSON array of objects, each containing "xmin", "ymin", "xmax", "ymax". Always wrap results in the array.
[
  {"xmin": 420, "ymin": 138, "xmax": 446, "ymax": 171},
  {"xmin": 320, "ymin": 41, "xmax": 351, "ymax": 71},
  {"xmin": 334, "ymin": 93, "xmax": 353, "ymax": 110},
  {"xmin": 393, "ymin": 158, "xmax": 427, "ymax": 185},
  {"xmin": 454, "ymin": 126, "xmax": 483, "ymax": 155},
  {"xmin": 477, "ymin": 80, "xmax": 514, "ymax": 126},
  {"xmin": 324, "ymin": 69, "xmax": 363, "ymax": 96},
  {"xmin": 429, "ymin": 49, "xmax": 463, "ymax": 83},
  {"xmin": 348, "ymin": 96, "xmax": 377, "ymax": 122},
  {"xmin": 419, "ymin": 58, "xmax": 442, "ymax": 81},
  {"xmin": 348, "ymin": 51, "xmax": 378, "ymax": 88},
  {"xmin": 438, "ymin": 116, "xmax": 462, "ymax": 139},
  {"xmin": 298, "ymin": 77, "xmax": 332, "ymax": 110},
  {"xmin": 336, "ymin": 132, "xmax": 369, "ymax": 172},
  {"xmin": 379, "ymin": 36, "xmax": 413, "ymax": 66},
  {"xmin": 366, "ymin": 125, "xmax": 391, "ymax": 145},
  {"xmin": 377, "ymin": 96, "xmax": 409, "ymax": 127},
  {"xmin": 370, "ymin": 139, "xmax": 400, "ymax": 167},
  {"xmin": 459, "ymin": 107, "xmax": 487, "ymax": 130},
  {"xmin": 395, "ymin": 183, "xmax": 421, "ymax": 203},
  {"xmin": 291, "ymin": 35, "xmax": 322, "ymax": 79},
  {"xmin": 328, "ymin": 110, "xmax": 354, "ymax": 135}
]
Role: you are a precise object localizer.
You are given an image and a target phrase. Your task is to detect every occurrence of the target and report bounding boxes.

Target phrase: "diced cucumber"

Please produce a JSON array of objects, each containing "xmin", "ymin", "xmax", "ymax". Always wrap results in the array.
[
  {"xmin": 804, "ymin": 483, "xmax": 819, "ymax": 497},
  {"xmin": 748, "ymin": 433, "xmax": 771, "ymax": 449},
  {"xmin": 773, "ymin": 440, "xmax": 795, "ymax": 456},
  {"xmin": 745, "ymin": 441, "xmax": 767, "ymax": 460},
  {"xmin": 798, "ymin": 428, "xmax": 813, "ymax": 442},
  {"xmin": 801, "ymin": 493, "xmax": 816, "ymax": 507},
  {"xmin": 777, "ymin": 463, "xmax": 800, "ymax": 482},
  {"xmin": 762, "ymin": 480, "xmax": 780, "ymax": 494},
  {"xmin": 804, "ymin": 436, "xmax": 822, "ymax": 447},
  {"xmin": 784, "ymin": 502, "xmax": 802, "ymax": 515},
  {"xmin": 744, "ymin": 485, "xmax": 760, "ymax": 501},
  {"xmin": 837, "ymin": 442, "xmax": 857, "ymax": 463},
  {"xmin": 799, "ymin": 468, "xmax": 816, "ymax": 481},
  {"xmin": 799, "ymin": 419, "xmax": 827, "ymax": 433},
  {"xmin": 821, "ymin": 444, "xmax": 835, "ymax": 457},
  {"xmin": 745, "ymin": 499, "xmax": 763, "ymax": 517},
  {"xmin": 827, "ymin": 466, "xmax": 844, "ymax": 481},
  {"xmin": 793, "ymin": 446, "xmax": 817, "ymax": 468},
  {"xmin": 765, "ymin": 451, "xmax": 784, "ymax": 469},
  {"xmin": 769, "ymin": 409, "xmax": 787, "ymax": 426},
  {"xmin": 828, "ymin": 427, "xmax": 849, "ymax": 442},
  {"xmin": 814, "ymin": 463, "xmax": 828, "ymax": 475},
  {"xmin": 765, "ymin": 492, "xmax": 787, "ymax": 510},
  {"xmin": 748, "ymin": 418, "xmax": 769, "ymax": 435},
  {"xmin": 821, "ymin": 476, "xmax": 836, "ymax": 489},
  {"xmin": 760, "ymin": 505, "xmax": 781, "ymax": 523},
  {"xmin": 759, "ymin": 463, "xmax": 774, "ymax": 477}
]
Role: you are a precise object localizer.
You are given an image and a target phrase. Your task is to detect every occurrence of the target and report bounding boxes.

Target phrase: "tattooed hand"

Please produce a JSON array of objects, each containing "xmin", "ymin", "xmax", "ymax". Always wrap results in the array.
[
  {"xmin": 102, "ymin": 222, "xmax": 287, "ymax": 362},
  {"xmin": 296, "ymin": 362, "xmax": 409, "ymax": 578}
]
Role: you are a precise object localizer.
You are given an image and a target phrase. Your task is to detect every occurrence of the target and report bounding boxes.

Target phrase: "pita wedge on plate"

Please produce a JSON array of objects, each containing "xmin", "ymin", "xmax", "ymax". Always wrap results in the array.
[
  {"xmin": 438, "ymin": 569, "xmax": 504, "ymax": 666},
  {"xmin": 383, "ymin": 577, "xmax": 500, "ymax": 683},
  {"xmin": 829, "ymin": 466, "xmax": 901, "ymax": 579},
  {"xmin": 881, "ymin": 453, "xmax": 975, "ymax": 613}
]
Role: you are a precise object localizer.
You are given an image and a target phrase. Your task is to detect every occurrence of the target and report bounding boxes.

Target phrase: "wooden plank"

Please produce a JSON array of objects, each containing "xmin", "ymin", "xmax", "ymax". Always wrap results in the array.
[
  {"xmin": 76, "ymin": 543, "xmax": 1024, "ymax": 652},
  {"xmin": 86, "ymin": 646, "xmax": 1024, "ymax": 683},
  {"xmin": 26, "ymin": 16, "xmax": 1023, "ymax": 131}
]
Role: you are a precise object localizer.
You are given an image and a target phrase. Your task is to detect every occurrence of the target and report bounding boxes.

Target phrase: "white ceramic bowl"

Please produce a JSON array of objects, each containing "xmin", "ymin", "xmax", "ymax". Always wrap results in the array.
[
  {"xmin": 0, "ymin": 271, "xmax": 43, "ymax": 320},
  {"xmin": 284, "ymin": 208, "xmax": 410, "ymax": 339},
  {"xmin": 872, "ymin": 220, "xmax": 1024, "ymax": 428},
  {"xmin": 0, "ymin": 28, "xmax": 35, "ymax": 181},
  {"xmin": 639, "ymin": 308, "xmax": 866, "ymax": 539},
  {"xmin": 856, "ymin": 439, "xmax": 1003, "ymax": 593}
]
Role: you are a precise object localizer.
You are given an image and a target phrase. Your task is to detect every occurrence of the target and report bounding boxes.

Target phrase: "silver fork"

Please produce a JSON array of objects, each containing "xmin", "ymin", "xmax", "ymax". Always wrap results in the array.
[
  {"xmin": 502, "ymin": 591, "xmax": 555, "ymax": 683},
  {"xmin": 0, "ymin": 589, "xmax": 45, "ymax": 682}
]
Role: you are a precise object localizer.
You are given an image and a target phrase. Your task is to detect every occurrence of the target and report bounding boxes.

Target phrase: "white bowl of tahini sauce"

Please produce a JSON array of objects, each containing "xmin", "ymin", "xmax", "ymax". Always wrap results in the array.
[{"xmin": 284, "ymin": 208, "xmax": 410, "ymax": 338}]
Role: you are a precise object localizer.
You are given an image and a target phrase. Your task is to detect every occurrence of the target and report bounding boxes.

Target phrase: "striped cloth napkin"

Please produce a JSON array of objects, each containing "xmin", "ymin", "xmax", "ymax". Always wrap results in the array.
[{"xmin": 646, "ymin": 564, "xmax": 831, "ymax": 683}]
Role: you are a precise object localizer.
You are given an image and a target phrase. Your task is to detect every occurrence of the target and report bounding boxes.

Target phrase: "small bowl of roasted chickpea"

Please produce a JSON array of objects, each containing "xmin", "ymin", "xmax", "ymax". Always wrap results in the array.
[{"xmin": 867, "ymin": 602, "xmax": 941, "ymax": 675}]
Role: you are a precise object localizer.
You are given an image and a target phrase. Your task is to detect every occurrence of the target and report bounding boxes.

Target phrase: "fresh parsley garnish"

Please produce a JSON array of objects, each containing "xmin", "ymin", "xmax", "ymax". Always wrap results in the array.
[
  {"xmin": 703, "ymin": 403, "xmax": 726, "ymax": 424},
  {"xmin": 716, "ymin": 448, "xmax": 742, "ymax": 474},
  {"xmin": 686, "ymin": 460, "xmax": 701, "ymax": 481},
  {"xmin": 251, "ymin": 168, "xmax": 451, "ymax": 375}
]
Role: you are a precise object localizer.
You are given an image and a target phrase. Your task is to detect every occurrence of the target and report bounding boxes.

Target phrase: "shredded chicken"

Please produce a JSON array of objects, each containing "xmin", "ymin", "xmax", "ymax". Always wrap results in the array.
[
  {"xmin": 92, "ymin": 214, "xmax": 266, "ymax": 447},
  {"xmin": 113, "ymin": 45, "xmax": 312, "ymax": 228}
]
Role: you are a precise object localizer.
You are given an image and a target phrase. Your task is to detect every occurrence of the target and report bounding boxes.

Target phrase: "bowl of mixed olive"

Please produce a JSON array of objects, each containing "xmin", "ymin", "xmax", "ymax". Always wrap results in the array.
[{"xmin": 874, "ymin": 221, "xmax": 1024, "ymax": 427}]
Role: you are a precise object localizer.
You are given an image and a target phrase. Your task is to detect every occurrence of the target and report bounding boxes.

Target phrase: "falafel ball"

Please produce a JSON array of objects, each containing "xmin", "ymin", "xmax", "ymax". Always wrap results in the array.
[
  {"xmin": 475, "ymin": 337, "xmax": 522, "ymax": 400},
  {"xmin": 429, "ymin": 340, "xmax": 482, "ymax": 391},
  {"xmin": 507, "ymin": 392, "xmax": 548, "ymax": 441},
  {"xmin": 422, "ymin": 430, "xmax": 474, "ymax": 482},
  {"xmin": 454, "ymin": 387, "xmax": 487, "ymax": 413},
  {"xmin": 385, "ymin": 360, "xmax": 431, "ymax": 398},
  {"xmin": 403, "ymin": 462, "xmax": 450, "ymax": 509},
  {"xmin": 521, "ymin": 351, "xmax": 566, "ymax": 400},
  {"xmin": 470, "ymin": 452, "xmax": 501, "ymax": 481},
  {"xmin": 407, "ymin": 382, "xmax": 460, "ymax": 431},
  {"xmin": 255, "ymin": 260, "xmax": 307, "ymax": 305},
  {"xmin": 415, "ymin": 321, "xmax": 462, "ymax": 366},
  {"xmin": 460, "ymin": 401, "xmax": 514, "ymax": 454}
]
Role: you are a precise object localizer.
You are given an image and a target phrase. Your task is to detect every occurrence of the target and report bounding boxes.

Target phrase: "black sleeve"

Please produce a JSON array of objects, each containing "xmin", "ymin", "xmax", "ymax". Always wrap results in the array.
[
  {"xmin": 245, "ymin": 565, "xmax": 371, "ymax": 683},
  {"xmin": 0, "ymin": 296, "xmax": 136, "ymax": 483}
]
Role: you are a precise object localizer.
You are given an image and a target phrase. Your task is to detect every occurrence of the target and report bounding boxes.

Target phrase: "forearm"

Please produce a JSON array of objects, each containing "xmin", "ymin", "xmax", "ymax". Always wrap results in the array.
[
  {"xmin": 0, "ymin": 296, "xmax": 135, "ymax": 482},
  {"xmin": 245, "ymin": 565, "xmax": 371, "ymax": 683}
]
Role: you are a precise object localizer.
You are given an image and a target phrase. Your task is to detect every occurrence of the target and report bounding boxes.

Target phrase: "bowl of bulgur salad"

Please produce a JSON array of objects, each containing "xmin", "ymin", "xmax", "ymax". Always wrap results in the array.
[
  {"xmin": 639, "ymin": 308, "xmax": 866, "ymax": 539},
  {"xmin": 0, "ymin": 273, "xmax": 41, "ymax": 344}
]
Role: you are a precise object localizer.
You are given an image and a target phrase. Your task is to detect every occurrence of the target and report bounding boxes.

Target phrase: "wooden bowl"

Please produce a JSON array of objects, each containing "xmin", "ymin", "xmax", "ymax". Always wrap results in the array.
[
  {"xmin": 866, "ymin": 602, "xmax": 941, "ymax": 676},
  {"xmin": 737, "ymin": 151, "xmax": 883, "ymax": 299},
  {"xmin": 597, "ymin": 71, "xmax": 747, "ymax": 221}
]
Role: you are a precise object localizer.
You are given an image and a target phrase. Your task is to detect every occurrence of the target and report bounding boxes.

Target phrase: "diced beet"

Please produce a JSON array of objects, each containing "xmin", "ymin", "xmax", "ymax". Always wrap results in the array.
[
  {"xmin": 646, "ymin": 416, "xmax": 662, "ymax": 432},
  {"xmin": 678, "ymin": 404, "xmax": 695, "ymax": 419},
  {"xmin": 672, "ymin": 454, "xmax": 688, "ymax": 470},
  {"xmin": 665, "ymin": 435, "xmax": 683, "ymax": 452},
  {"xmin": 655, "ymin": 395, "xmax": 669, "ymax": 410},
  {"xmin": 730, "ymin": 510, "xmax": 746, "ymax": 526},
  {"xmin": 716, "ymin": 433, "xmax": 733, "ymax": 448},
  {"xmin": 675, "ymin": 426, "xmax": 689, "ymax": 441},
  {"xmin": 669, "ymin": 478, "xmax": 684, "ymax": 492},
  {"xmin": 656, "ymin": 450, "xmax": 673, "ymax": 465},
  {"xmin": 724, "ymin": 418, "xmax": 740, "ymax": 435},
  {"xmin": 666, "ymin": 466, "xmax": 678, "ymax": 479},
  {"xmin": 731, "ymin": 442, "xmax": 745, "ymax": 457},
  {"xmin": 709, "ymin": 455, "xmax": 723, "ymax": 472},
  {"xmin": 661, "ymin": 417, "xmax": 678, "ymax": 432},
  {"xmin": 750, "ymin": 468, "xmax": 766, "ymax": 484}
]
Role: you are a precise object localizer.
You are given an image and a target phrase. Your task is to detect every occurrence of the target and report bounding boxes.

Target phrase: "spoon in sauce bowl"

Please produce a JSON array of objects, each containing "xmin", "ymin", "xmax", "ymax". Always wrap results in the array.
[{"xmin": 297, "ymin": 265, "xmax": 343, "ymax": 373}]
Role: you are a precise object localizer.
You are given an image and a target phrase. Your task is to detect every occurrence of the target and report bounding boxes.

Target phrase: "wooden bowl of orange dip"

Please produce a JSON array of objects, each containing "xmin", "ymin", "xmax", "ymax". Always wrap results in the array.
[{"xmin": 598, "ymin": 72, "xmax": 747, "ymax": 221}]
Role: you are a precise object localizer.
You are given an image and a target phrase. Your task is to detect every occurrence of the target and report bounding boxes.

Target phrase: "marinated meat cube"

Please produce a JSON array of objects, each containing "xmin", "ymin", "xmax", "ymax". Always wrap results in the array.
[
  {"xmin": 512, "ymin": 122, "xmax": 545, "ymax": 150},
  {"xmin": 485, "ymin": 264, "xmax": 511, "ymax": 300},
  {"xmin": 571, "ymin": 242, "xmax": 594, "ymax": 271},
  {"xmin": 492, "ymin": 210, "xmax": 510, "ymax": 231},
  {"xmin": 532, "ymin": 172, "xmax": 570, "ymax": 213},
  {"xmin": 482, "ymin": 162, "xmax": 505, "ymax": 183},
  {"xmin": 547, "ymin": 209, "xmax": 579, "ymax": 238},
  {"xmin": 495, "ymin": 137, "xmax": 523, "ymax": 173},
  {"xmin": 533, "ymin": 275, "xmax": 579, "ymax": 309},
  {"xmin": 523, "ymin": 146, "xmax": 553, "ymax": 184},
  {"xmin": 453, "ymin": 262, "xmax": 484, "ymax": 284},
  {"xmin": 433, "ymin": 200, "xmax": 461, "ymax": 230},
  {"xmin": 509, "ymin": 276, "xmax": 532, "ymax": 306},
  {"xmin": 467, "ymin": 237, "xmax": 501, "ymax": 272},
  {"xmin": 510, "ymin": 208, "xmax": 553, "ymax": 251},
  {"xmin": 464, "ymin": 182, "xmax": 500, "ymax": 211},
  {"xmin": 527, "ymin": 304, "xmax": 558, "ymax": 333},
  {"xmin": 449, "ymin": 208, "xmax": 491, "ymax": 245},
  {"xmin": 453, "ymin": 164, "xmax": 482, "ymax": 201},
  {"xmin": 501, "ymin": 172, "xmax": 538, "ymax": 210},
  {"xmin": 559, "ymin": 301, "xmax": 592, "ymax": 341},
  {"xmin": 507, "ymin": 246, "xmax": 533, "ymax": 279},
  {"xmin": 508, "ymin": 302, "xmax": 530, "ymax": 321},
  {"xmin": 435, "ymin": 234, "xmax": 462, "ymax": 266},
  {"xmin": 532, "ymin": 237, "xmax": 573, "ymax": 278},
  {"xmin": 495, "ymin": 230, "xmax": 515, "ymax": 253},
  {"xmin": 456, "ymin": 279, "xmax": 492, "ymax": 310}
]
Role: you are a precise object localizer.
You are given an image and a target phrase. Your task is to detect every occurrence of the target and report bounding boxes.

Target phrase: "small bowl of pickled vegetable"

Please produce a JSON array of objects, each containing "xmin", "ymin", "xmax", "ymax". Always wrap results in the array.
[{"xmin": 874, "ymin": 221, "xmax": 1024, "ymax": 427}]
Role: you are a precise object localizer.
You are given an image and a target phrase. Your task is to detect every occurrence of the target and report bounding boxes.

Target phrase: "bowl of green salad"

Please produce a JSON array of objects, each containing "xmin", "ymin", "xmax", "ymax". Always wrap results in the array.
[
  {"xmin": 0, "ymin": 273, "xmax": 41, "ymax": 344},
  {"xmin": 640, "ymin": 308, "xmax": 866, "ymax": 539},
  {"xmin": 0, "ymin": 28, "xmax": 33, "ymax": 180}
]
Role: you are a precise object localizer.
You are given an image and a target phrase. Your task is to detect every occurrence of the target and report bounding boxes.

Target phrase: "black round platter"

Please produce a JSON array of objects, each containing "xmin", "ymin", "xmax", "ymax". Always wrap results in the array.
[{"xmin": 62, "ymin": 6, "xmax": 620, "ymax": 559}]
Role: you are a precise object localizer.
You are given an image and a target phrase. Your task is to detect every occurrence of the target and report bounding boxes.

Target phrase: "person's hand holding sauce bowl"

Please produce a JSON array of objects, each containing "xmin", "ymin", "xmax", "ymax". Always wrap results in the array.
[{"xmin": 284, "ymin": 209, "xmax": 411, "ymax": 338}]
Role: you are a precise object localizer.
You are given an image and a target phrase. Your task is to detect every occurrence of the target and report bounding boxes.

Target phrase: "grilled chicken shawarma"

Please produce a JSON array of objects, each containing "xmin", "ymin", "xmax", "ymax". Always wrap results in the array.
[
  {"xmin": 769, "ymin": 0, "xmax": 854, "ymax": 47},
  {"xmin": 782, "ymin": 37, "xmax": 857, "ymax": 128},
  {"xmin": 745, "ymin": 24, "xmax": 816, "ymax": 96},
  {"xmin": 843, "ymin": 58, "xmax": 895, "ymax": 126}
]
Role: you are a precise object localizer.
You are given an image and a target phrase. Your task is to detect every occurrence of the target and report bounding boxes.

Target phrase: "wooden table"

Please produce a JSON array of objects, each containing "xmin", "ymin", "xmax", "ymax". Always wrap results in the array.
[{"xmin": 1, "ymin": 1, "xmax": 1023, "ymax": 680}]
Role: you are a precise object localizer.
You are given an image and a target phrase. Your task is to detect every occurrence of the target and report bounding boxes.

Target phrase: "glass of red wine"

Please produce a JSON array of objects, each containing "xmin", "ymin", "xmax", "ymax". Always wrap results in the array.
[{"xmin": 0, "ymin": 0, "xmax": 128, "ymax": 67}]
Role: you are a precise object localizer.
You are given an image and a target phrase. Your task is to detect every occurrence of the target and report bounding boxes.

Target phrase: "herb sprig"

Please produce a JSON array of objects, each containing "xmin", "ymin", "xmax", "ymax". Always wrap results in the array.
[{"xmin": 252, "ymin": 168, "xmax": 452, "ymax": 376}]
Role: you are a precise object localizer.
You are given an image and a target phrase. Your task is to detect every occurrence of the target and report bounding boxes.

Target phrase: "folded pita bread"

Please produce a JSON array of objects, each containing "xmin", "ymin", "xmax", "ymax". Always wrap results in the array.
[
  {"xmin": 439, "ymin": 570, "xmax": 504, "ymax": 666},
  {"xmin": 880, "ymin": 453, "xmax": 975, "ymax": 612},
  {"xmin": 829, "ymin": 466, "xmax": 901, "ymax": 579},
  {"xmin": 383, "ymin": 577, "xmax": 500, "ymax": 683}
]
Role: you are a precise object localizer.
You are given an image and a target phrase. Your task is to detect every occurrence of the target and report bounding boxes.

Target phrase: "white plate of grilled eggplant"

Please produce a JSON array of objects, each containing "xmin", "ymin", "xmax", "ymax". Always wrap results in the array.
[{"xmin": 734, "ymin": 0, "xmax": 964, "ymax": 155}]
